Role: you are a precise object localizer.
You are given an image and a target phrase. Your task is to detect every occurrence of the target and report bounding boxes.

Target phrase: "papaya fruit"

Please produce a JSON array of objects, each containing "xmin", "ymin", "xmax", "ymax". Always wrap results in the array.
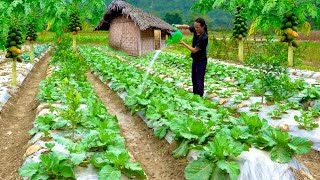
[
  {"xmin": 292, "ymin": 31, "xmax": 298, "ymax": 38},
  {"xmin": 10, "ymin": 41, "xmax": 17, "ymax": 46},
  {"xmin": 5, "ymin": 42, "xmax": 10, "ymax": 48},
  {"xmin": 12, "ymin": 51, "xmax": 18, "ymax": 57},
  {"xmin": 286, "ymin": 22, "xmax": 292, "ymax": 28},
  {"xmin": 284, "ymin": 28, "xmax": 293, "ymax": 35},
  {"xmin": 17, "ymin": 56, "xmax": 23, "ymax": 62},
  {"xmin": 15, "ymin": 36, "xmax": 21, "ymax": 41},
  {"xmin": 72, "ymin": 31, "xmax": 77, "ymax": 35},
  {"xmin": 10, "ymin": 33, "xmax": 16, "ymax": 38},
  {"xmin": 292, "ymin": 26, "xmax": 298, "ymax": 31},
  {"xmin": 9, "ymin": 46, "xmax": 18, "ymax": 53},
  {"xmin": 5, "ymin": 52, "xmax": 11, "ymax": 58},
  {"xmin": 287, "ymin": 35, "xmax": 294, "ymax": 41},
  {"xmin": 292, "ymin": 21, "xmax": 298, "ymax": 26},
  {"xmin": 286, "ymin": 12, "xmax": 293, "ymax": 18}
]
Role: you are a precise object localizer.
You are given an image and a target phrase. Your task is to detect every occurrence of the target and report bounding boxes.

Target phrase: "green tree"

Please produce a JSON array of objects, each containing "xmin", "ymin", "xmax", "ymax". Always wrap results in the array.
[
  {"xmin": 192, "ymin": 0, "xmax": 318, "ymax": 31},
  {"xmin": 0, "ymin": 0, "xmax": 107, "ymax": 42},
  {"xmin": 164, "ymin": 10, "xmax": 183, "ymax": 24},
  {"xmin": 192, "ymin": 0, "xmax": 319, "ymax": 65}
]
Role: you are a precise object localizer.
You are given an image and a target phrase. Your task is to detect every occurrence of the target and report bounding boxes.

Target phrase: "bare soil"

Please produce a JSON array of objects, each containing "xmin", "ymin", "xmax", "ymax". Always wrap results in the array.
[
  {"xmin": 296, "ymin": 150, "xmax": 320, "ymax": 180},
  {"xmin": 86, "ymin": 72, "xmax": 186, "ymax": 180},
  {"xmin": 0, "ymin": 52, "xmax": 51, "ymax": 180}
]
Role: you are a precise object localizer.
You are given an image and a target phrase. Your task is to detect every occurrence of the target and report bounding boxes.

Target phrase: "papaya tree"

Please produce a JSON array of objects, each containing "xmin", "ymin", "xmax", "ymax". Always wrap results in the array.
[
  {"xmin": 27, "ymin": 0, "xmax": 106, "ymax": 43},
  {"xmin": 68, "ymin": 11, "xmax": 82, "ymax": 52},
  {"xmin": 0, "ymin": 1, "xmax": 26, "ymax": 89},
  {"xmin": 192, "ymin": 0, "xmax": 319, "ymax": 65},
  {"xmin": 5, "ymin": 23, "xmax": 24, "ymax": 88},
  {"xmin": 26, "ymin": 22, "xmax": 38, "ymax": 63},
  {"xmin": 232, "ymin": 6, "xmax": 248, "ymax": 62},
  {"xmin": 280, "ymin": 9, "xmax": 299, "ymax": 67}
]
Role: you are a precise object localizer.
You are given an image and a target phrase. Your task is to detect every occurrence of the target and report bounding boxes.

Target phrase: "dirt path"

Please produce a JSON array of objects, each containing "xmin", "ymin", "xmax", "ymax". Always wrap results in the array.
[
  {"xmin": 296, "ymin": 150, "xmax": 320, "ymax": 179},
  {"xmin": 0, "ymin": 52, "xmax": 51, "ymax": 179},
  {"xmin": 85, "ymin": 72, "xmax": 186, "ymax": 180}
]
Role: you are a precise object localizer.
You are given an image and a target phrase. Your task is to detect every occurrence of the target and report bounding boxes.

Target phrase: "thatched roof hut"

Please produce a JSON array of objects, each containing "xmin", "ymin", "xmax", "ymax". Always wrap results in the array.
[{"xmin": 95, "ymin": 0, "xmax": 175, "ymax": 56}]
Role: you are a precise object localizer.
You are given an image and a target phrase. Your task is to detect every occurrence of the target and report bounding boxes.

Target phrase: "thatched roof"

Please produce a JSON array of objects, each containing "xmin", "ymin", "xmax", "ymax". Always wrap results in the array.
[{"xmin": 95, "ymin": 0, "xmax": 176, "ymax": 33}]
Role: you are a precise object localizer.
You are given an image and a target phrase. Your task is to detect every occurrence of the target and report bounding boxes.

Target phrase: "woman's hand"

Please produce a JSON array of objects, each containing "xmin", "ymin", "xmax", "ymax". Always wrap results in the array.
[
  {"xmin": 175, "ymin": 24, "xmax": 190, "ymax": 29},
  {"xmin": 178, "ymin": 40, "xmax": 199, "ymax": 53},
  {"xmin": 178, "ymin": 40, "xmax": 184, "ymax": 45}
]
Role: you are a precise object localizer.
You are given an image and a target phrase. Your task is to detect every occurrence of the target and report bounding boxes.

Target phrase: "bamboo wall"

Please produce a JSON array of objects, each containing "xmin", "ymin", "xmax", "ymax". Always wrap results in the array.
[
  {"xmin": 140, "ymin": 29, "xmax": 155, "ymax": 55},
  {"xmin": 109, "ymin": 16, "xmax": 140, "ymax": 56}
]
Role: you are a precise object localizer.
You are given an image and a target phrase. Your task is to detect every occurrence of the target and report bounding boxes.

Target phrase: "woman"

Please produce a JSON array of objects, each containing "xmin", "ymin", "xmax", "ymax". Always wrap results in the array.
[{"xmin": 176, "ymin": 18, "xmax": 208, "ymax": 97}]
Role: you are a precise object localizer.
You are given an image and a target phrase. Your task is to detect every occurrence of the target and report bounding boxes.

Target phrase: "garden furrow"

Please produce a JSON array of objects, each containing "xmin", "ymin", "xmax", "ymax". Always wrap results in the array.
[
  {"xmin": 85, "ymin": 72, "xmax": 186, "ymax": 180},
  {"xmin": 96, "ymin": 45, "xmax": 320, "ymax": 152},
  {"xmin": 79, "ymin": 45, "xmax": 316, "ymax": 180},
  {"xmin": 0, "ymin": 50, "xmax": 52, "ymax": 179}
]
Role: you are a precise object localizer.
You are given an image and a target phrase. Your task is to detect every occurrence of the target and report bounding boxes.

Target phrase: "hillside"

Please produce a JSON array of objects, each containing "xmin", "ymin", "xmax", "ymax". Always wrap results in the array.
[{"xmin": 104, "ymin": 0, "xmax": 234, "ymax": 30}]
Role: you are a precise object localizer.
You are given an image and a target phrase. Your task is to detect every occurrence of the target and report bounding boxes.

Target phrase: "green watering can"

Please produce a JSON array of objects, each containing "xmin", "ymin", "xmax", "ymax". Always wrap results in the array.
[{"xmin": 167, "ymin": 24, "xmax": 183, "ymax": 46}]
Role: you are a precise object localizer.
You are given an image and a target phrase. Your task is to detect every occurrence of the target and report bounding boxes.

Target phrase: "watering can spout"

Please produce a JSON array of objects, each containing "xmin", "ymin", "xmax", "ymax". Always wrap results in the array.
[{"xmin": 167, "ymin": 24, "xmax": 183, "ymax": 46}]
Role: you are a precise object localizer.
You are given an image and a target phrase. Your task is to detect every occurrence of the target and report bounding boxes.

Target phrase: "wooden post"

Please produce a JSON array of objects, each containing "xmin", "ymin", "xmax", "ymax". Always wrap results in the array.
[
  {"xmin": 238, "ymin": 38, "xmax": 244, "ymax": 62},
  {"xmin": 30, "ymin": 42, "xmax": 35, "ymax": 63},
  {"xmin": 12, "ymin": 57, "xmax": 17, "ymax": 88},
  {"xmin": 288, "ymin": 41, "xmax": 293, "ymax": 67}
]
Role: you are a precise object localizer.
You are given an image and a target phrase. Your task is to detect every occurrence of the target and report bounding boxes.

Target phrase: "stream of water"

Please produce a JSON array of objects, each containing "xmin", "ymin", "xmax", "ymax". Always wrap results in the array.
[{"xmin": 140, "ymin": 50, "xmax": 162, "ymax": 92}]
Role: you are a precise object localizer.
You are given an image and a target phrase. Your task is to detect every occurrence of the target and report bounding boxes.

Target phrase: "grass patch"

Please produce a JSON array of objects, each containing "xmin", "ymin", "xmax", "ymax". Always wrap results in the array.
[{"xmin": 36, "ymin": 31, "xmax": 109, "ymax": 44}]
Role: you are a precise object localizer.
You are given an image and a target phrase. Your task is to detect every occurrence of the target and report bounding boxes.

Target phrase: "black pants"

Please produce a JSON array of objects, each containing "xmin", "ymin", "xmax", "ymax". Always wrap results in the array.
[{"xmin": 192, "ymin": 61, "xmax": 207, "ymax": 97}]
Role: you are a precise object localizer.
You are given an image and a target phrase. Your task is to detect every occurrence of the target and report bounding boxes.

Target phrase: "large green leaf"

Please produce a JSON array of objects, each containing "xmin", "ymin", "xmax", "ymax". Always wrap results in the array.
[
  {"xmin": 273, "ymin": 130, "xmax": 291, "ymax": 145},
  {"xmin": 123, "ymin": 162, "xmax": 147, "ymax": 179},
  {"xmin": 257, "ymin": 128, "xmax": 277, "ymax": 148},
  {"xmin": 99, "ymin": 165, "xmax": 121, "ymax": 180},
  {"xmin": 288, "ymin": 137, "xmax": 311, "ymax": 155},
  {"xmin": 205, "ymin": 135, "xmax": 229, "ymax": 159},
  {"xmin": 52, "ymin": 163, "xmax": 75, "ymax": 178},
  {"xmin": 185, "ymin": 159, "xmax": 214, "ymax": 180},
  {"xmin": 146, "ymin": 106, "xmax": 162, "ymax": 120},
  {"xmin": 40, "ymin": 154, "xmax": 58, "ymax": 170},
  {"xmin": 231, "ymin": 126, "xmax": 251, "ymax": 140},
  {"xmin": 31, "ymin": 171, "xmax": 49, "ymax": 180},
  {"xmin": 70, "ymin": 152, "xmax": 86, "ymax": 165},
  {"xmin": 52, "ymin": 119, "xmax": 69, "ymax": 129},
  {"xmin": 242, "ymin": 113, "xmax": 263, "ymax": 129},
  {"xmin": 54, "ymin": 136, "xmax": 75, "ymax": 147},
  {"xmin": 154, "ymin": 125, "xmax": 167, "ymax": 139},
  {"xmin": 270, "ymin": 145, "xmax": 292, "ymax": 163},
  {"xmin": 172, "ymin": 140, "xmax": 190, "ymax": 158},
  {"xmin": 105, "ymin": 147, "xmax": 130, "ymax": 166},
  {"xmin": 189, "ymin": 119, "xmax": 206, "ymax": 136},
  {"xmin": 90, "ymin": 152, "xmax": 108, "ymax": 168},
  {"xmin": 18, "ymin": 162, "xmax": 40, "ymax": 177},
  {"xmin": 170, "ymin": 117, "xmax": 198, "ymax": 140},
  {"xmin": 210, "ymin": 164, "xmax": 228, "ymax": 180},
  {"xmin": 216, "ymin": 160, "xmax": 240, "ymax": 180}
]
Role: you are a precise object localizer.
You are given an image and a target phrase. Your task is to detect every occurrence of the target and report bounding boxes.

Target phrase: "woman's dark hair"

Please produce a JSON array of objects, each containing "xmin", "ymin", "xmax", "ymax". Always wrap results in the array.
[{"xmin": 195, "ymin": 18, "xmax": 208, "ymax": 34}]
